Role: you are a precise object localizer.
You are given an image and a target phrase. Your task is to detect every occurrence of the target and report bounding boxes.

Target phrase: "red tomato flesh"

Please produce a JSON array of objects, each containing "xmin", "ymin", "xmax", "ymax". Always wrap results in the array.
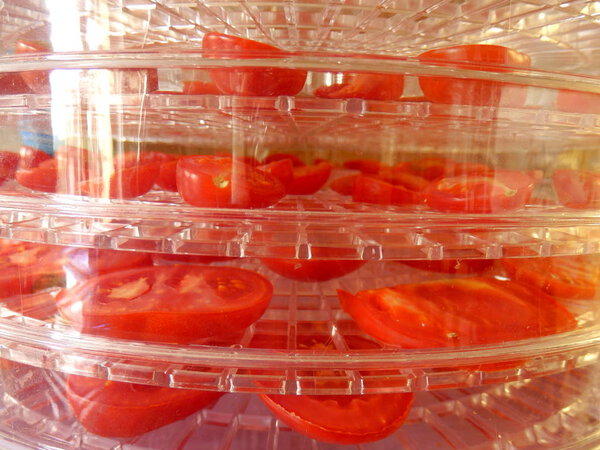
[
  {"xmin": 177, "ymin": 155, "xmax": 286, "ymax": 208},
  {"xmin": 65, "ymin": 248, "xmax": 153, "ymax": 277},
  {"xmin": 67, "ymin": 375, "xmax": 223, "ymax": 437},
  {"xmin": 329, "ymin": 174, "xmax": 358, "ymax": 196},
  {"xmin": 353, "ymin": 174, "xmax": 424, "ymax": 206},
  {"xmin": 288, "ymin": 162, "xmax": 333, "ymax": 195},
  {"xmin": 202, "ymin": 32, "xmax": 307, "ymax": 97},
  {"xmin": 338, "ymin": 277, "xmax": 576, "ymax": 349},
  {"xmin": 502, "ymin": 254, "xmax": 600, "ymax": 300},
  {"xmin": 424, "ymin": 170, "xmax": 535, "ymax": 213},
  {"xmin": 553, "ymin": 169, "xmax": 600, "ymax": 209},
  {"xmin": 314, "ymin": 72, "xmax": 404, "ymax": 101},
  {"xmin": 15, "ymin": 158, "xmax": 57, "ymax": 192},
  {"xmin": 257, "ymin": 158, "xmax": 295, "ymax": 191},
  {"xmin": 56, "ymin": 265, "xmax": 273, "ymax": 343}
]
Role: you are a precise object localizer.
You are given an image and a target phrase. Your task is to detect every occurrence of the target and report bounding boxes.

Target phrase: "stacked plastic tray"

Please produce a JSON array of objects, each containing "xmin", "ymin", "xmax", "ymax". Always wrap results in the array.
[{"xmin": 0, "ymin": 0, "xmax": 599, "ymax": 448}]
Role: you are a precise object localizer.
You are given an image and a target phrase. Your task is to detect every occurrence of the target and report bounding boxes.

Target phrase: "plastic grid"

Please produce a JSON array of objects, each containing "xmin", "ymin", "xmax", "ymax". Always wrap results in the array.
[
  {"xmin": 2, "ymin": 1, "xmax": 599, "ymax": 74},
  {"xmin": 0, "ymin": 362, "xmax": 598, "ymax": 449},
  {"xmin": 0, "ymin": 258, "xmax": 598, "ymax": 394}
]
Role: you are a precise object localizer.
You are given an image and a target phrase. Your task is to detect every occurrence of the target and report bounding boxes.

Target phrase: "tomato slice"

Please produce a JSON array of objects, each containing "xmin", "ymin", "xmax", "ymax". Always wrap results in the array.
[
  {"xmin": 258, "ymin": 335, "xmax": 413, "ymax": 445},
  {"xmin": 418, "ymin": 45, "xmax": 530, "ymax": 106},
  {"xmin": 424, "ymin": 170, "xmax": 535, "ymax": 213},
  {"xmin": 314, "ymin": 72, "xmax": 404, "ymax": 101},
  {"xmin": 553, "ymin": 169, "xmax": 600, "ymax": 209},
  {"xmin": 343, "ymin": 159, "xmax": 381, "ymax": 174},
  {"xmin": 66, "ymin": 375, "xmax": 223, "ymax": 437},
  {"xmin": 338, "ymin": 277, "xmax": 576, "ymax": 349},
  {"xmin": 502, "ymin": 255, "xmax": 600, "ymax": 300},
  {"xmin": 398, "ymin": 259, "xmax": 493, "ymax": 275},
  {"xmin": 329, "ymin": 174, "xmax": 358, "ymax": 196},
  {"xmin": 353, "ymin": 174, "xmax": 423, "ymax": 206},
  {"xmin": 202, "ymin": 32, "xmax": 307, "ymax": 97},
  {"xmin": 56, "ymin": 265, "xmax": 273, "ymax": 343},
  {"xmin": 288, "ymin": 162, "xmax": 333, "ymax": 195},
  {"xmin": 256, "ymin": 158, "xmax": 294, "ymax": 191},
  {"xmin": 177, "ymin": 155, "xmax": 286, "ymax": 208},
  {"xmin": 261, "ymin": 247, "xmax": 366, "ymax": 282},
  {"xmin": 65, "ymin": 248, "xmax": 153, "ymax": 278},
  {"xmin": 15, "ymin": 158, "xmax": 57, "ymax": 192},
  {"xmin": 15, "ymin": 40, "xmax": 51, "ymax": 94}
]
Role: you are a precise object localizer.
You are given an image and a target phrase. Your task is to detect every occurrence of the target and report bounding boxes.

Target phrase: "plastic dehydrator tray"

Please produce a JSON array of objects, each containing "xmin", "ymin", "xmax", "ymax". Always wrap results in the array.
[{"xmin": 1, "ymin": 363, "xmax": 599, "ymax": 449}]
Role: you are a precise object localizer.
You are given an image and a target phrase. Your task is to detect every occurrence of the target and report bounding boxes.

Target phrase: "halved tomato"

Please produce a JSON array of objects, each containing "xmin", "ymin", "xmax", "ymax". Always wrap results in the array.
[
  {"xmin": 502, "ymin": 254, "xmax": 600, "ymax": 300},
  {"xmin": 56, "ymin": 265, "xmax": 273, "ymax": 343},
  {"xmin": 338, "ymin": 277, "xmax": 576, "ymax": 349},
  {"xmin": 418, "ymin": 45, "xmax": 530, "ymax": 106},
  {"xmin": 553, "ymin": 169, "xmax": 600, "ymax": 209},
  {"xmin": 424, "ymin": 170, "xmax": 535, "ymax": 213},
  {"xmin": 261, "ymin": 247, "xmax": 366, "ymax": 282},
  {"xmin": 288, "ymin": 162, "xmax": 333, "ymax": 195},
  {"xmin": 314, "ymin": 72, "xmax": 404, "ymax": 101},
  {"xmin": 67, "ymin": 375, "xmax": 223, "ymax": 437},
  {"xmin": 258, "ymin": 335, "xmax": 414, "ymax": 445},
  {"xmin": 202, "ymin": 32, "xmax": 307, "ymax": 97}
]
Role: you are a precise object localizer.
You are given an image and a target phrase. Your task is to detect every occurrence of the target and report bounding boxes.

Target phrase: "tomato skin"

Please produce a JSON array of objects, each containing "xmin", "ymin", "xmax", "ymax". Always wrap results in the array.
[
  {"xmin": 65, "ymin": 248, "xmax": 153, "ymax": 277},
  {"xmin": 553, "ymin": 169, "xmax": 600, "ymax": 209},
  {"xmin": 66, "ymin": 375, "xmax": 223, "ymax": 437},
  {"xmin": 177, "ymin": 155, "xmax": 286, "ymax": 208},
  {"xmin": 502, "ymin": 255, "xmax": 600, "ymax": 300},
  {"xmin": 424, "ymin": 170, "xmax": 535, "ymax": 213},
  {"xmin": 288, "ymin": 162, "xmax": 333, "ymax": 195},
  {"xmin": 353, "ymin": 174, "xmax": 423, "ymax": 206},
  {"xmin": 202, "ymin": 32, "xmax": 307, "ymax": 97},
  {"xmin": 257, "ymin": 158, "xmax": 294, "ymax": 190},
  {"xmin": 56, "ymin": 265, "xmax": 273, "ymax": 343},
  {"xmin": 339, "ymin": 277, "xmax": 576, "ymax": 349},
  {"xmin": 399, "ymin": 258, "xmax": 493, "ymax": 275},
  {"xmin": 418, "ymin": 45, "xmax": 530, "ymax": 106},
  {"xmin": 19, "ymin": 146, "xmax": 51, "ymax": 169},
  {"xmin": 156, "ymin": 158, "xmax": 179, "ymax": 191},
  {"xmin": 343, "ymin": 159, "xmax": 381, "ymax": 174},
  {"xmin": 263, "ymin": 152, "xmax": 305, "ymax": 167},
  {"xmin": 261, "ymin": 392, "xmax": 413, "ymax": 445},
  {"xmin": 15, "ymin": 158, "xmax": 57, "ymax": 192},
  {"xmin": 81, "ymin": 162, "xmax": 159, "ymax": 199},
  {"xmin": 314, "ymin": 72, "xmax": 404, "ymax": 101}
]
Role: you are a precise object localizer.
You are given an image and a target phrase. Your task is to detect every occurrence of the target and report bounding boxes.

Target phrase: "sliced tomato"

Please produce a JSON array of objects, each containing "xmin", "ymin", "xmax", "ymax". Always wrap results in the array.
[
  {"xmin": 288, "ymin": 162, "xmax": 332, "ymax": 195},
  {"xmin": 353, "ymin": 174, "xmax": 423, "ymax": 206},
  {"xmin": 377, "ymin": 167, "xmax": 430, "ymax": 192},
  {"xmin": 263, "ymin": 152, "xmax": 305, "ymax": 167},
  {"xmin": 156, "ymin": 158, "xmax": 179, "ymax": 191},
  {"xmin": 343, "ymin": 159, "xmax": 381, "ymax": 174},
  {"xmin": 177, "ymin": 155, "xmax": 285, "ymax": 208},
  {"xmin": 15, "ymin": 158, "xmax": 57, "ymax": 192},
  {"xmin": 257, "ymin": 158, "xmax": 294, "ymax": 191},
  {"xmin": 553, "ymin": 169, "xmax": 600, "ymax": 209},
  {"xmin": 81, "ymin": 163, "xmax": 159, "ymax": 199},
  {"xmin": 418, "ymin": 45, "xmax": 530, "ymax": 106},
  {"xmin": 424, "ymin": 170, "xmax": 535, "ymax": 213},
  {"xmin": 66, "ymin": 375, "xmax": 223, "ymax": 437},
  {"xmin": 314, "ymin": 72, "xmax": 404, "ymax": 101},
  {"xmin": 261, "ymin": 247, "xmax": 366, "ymax": 282},
  {"xmin": 182, "ymin": 80, "xmax": 222, "ymax": 95},
  {"xmin": 329, "ymin": 174, "xmax": 358, "ymax": 196},
  {"xmin": 0, "ymin": 151, "xmax": 20, "ymax": 183},
  {"xmin": 65, "ymin": 248, "xmax": 153, "ymax": 278},
  {"xmin": 398, "ymin": 258, "xmax": 493, "ymax": 275},
  {"xmin": 202, "ymin": 32, "xmax": 307, "ymax": 97},
  {"xmin": 56, "ymin": 265, "xmax": 273, "ymax": 343},
  {"xmin": 18, "ymin": 146, "xmax": 51, "ymax": 169},
  {"xmin": 15, "ymin": 40, "xmax": 51, "ymax": 94},
  {"xmin": 502, "ymin": 254, "xmax": 600, "ymax": 300},
  {"xmin": 258, "ymin": 335, "xmax": 413, "ymax": 444},
  {"xmin": 338, "ymin": 277, "xmax": 576, "ymax": 349}
]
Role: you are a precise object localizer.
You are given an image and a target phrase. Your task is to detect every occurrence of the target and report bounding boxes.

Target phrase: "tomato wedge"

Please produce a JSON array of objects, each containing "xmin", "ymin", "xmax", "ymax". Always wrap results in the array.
[
  {"xmin": 258, "ymin": 335, "xmax": 414, "ymax": 445},
  {"xmin": 177, "ymin": 155, "xmax": 286, "ymax": 208},
  {"xmin": 15, "ymin": 158, "xmax": 57, "ymax": 192},
  {"xmin": 202, "ymin": 32, "xmax": 307, "ymax": 97},
  {"xmin": 56, "ymin": 265, "xmax": 273, "ymax": 343},
  {"xmin": 418, "ymin": 45, "xmax": 530, "ymax": 106},
  {"xmin": 502, "ymin": 255, "xmax": 600, "ymax": 300},
  {"xmin": 288, "ymin": 162, "xmax": 333, "ymax": 195},
  {"xmin": 261, "ymin": 247, "xmax": 366, "ymax": 282},
  {"xmin": 424, "ymin": 170, "xmax": 535, "ymax": 213},
  {"xmin": 66, "ymin": 375, "xmax": 223, "ymax": 437},
  {"xmin": 314, "ymin": 72, "xmax": 404, "ymax": 101},
  {"xmin": 553, "ymin": 169, "xmax": 600, "ymax": 209},
  {"xmin": 338, "ymin": 277, "xmax": 576, "ymax": 349}
]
